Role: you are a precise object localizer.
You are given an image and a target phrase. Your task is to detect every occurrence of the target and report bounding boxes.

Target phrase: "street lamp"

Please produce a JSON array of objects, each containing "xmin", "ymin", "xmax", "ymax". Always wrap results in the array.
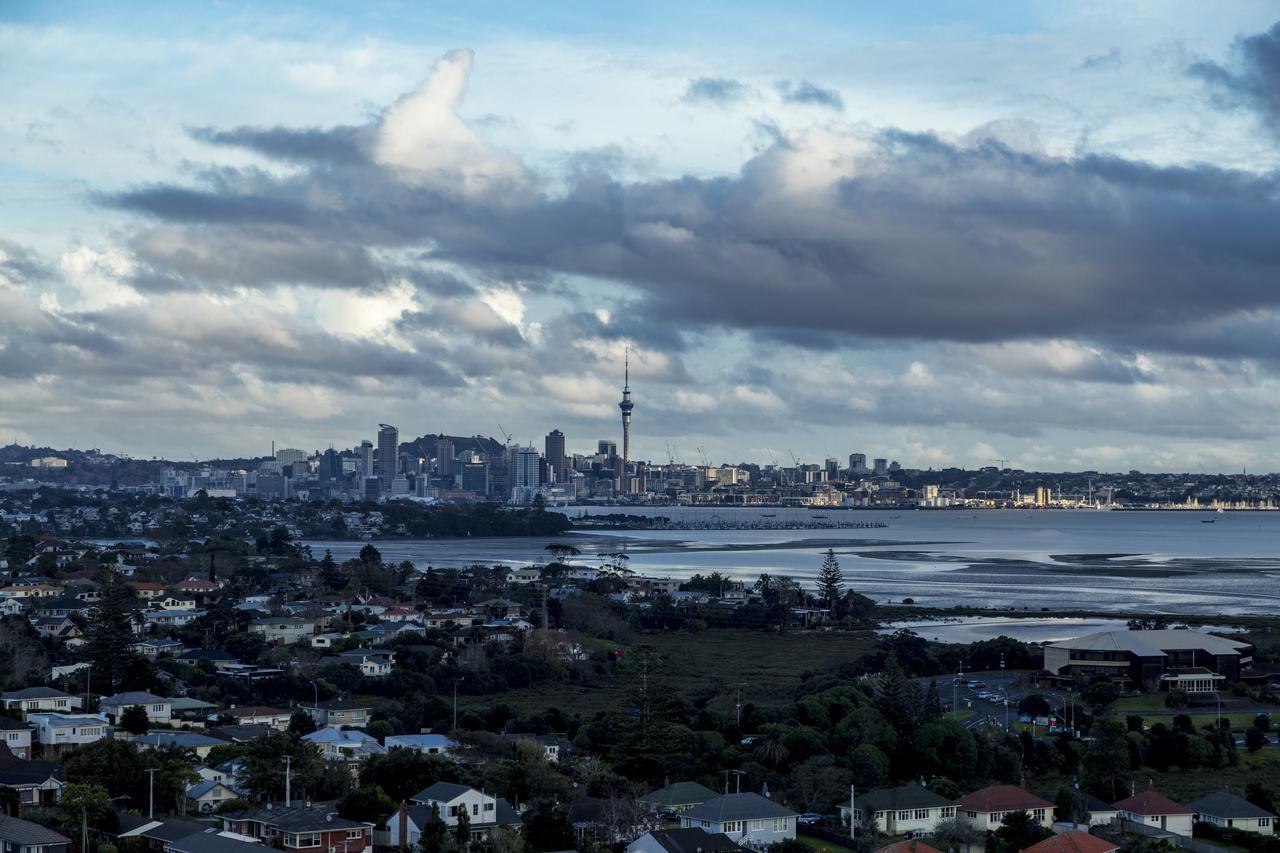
[{"xmin": 953, "ymin": 661, "xmax": 965, "ymax": 718}]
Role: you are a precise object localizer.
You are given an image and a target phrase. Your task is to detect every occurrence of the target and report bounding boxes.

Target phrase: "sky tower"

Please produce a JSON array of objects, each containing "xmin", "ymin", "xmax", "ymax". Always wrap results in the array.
[{"xmin": 619, "ymin": 347, "xmax": 634, "ymax": 488}]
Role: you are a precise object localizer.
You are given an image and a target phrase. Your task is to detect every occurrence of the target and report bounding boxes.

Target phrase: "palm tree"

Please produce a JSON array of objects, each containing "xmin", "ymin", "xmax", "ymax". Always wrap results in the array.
[{"xmin": 752, "ymin": 737, "xmax": 790, "ymax": 768}]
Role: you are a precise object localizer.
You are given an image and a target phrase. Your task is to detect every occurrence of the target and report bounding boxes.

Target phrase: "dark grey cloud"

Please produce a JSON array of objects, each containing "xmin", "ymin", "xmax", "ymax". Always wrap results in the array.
[
  {"xmin": 0, "ymin": 239, "xmax": 54, "ymax": 285},
  {"xmin": 189, "ymin": 124, "xmax": 369, "ymax": 163},
  {"xmin": 681, "ymin": 76, "xmax": 751, "ymax": 106},
  {"xmin": 1190, "ymin": 20, "xmax": 1280, "ymax": 138},
  {"xmin": 776, "ymin": 79, "xmax": 844, "ymax": 111}
]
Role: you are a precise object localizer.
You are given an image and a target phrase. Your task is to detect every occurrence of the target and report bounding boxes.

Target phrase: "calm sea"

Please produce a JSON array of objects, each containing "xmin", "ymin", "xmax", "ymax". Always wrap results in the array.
[{"xmin": 304, "ymin": 508, "xmax": 1280, "ymax": 620}]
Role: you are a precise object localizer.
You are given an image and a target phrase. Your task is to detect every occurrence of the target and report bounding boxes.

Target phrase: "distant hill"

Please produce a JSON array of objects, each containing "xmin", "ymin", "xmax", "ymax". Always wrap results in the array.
[{"xmin": 402, "ymin": 433, "xmax": 506, "ymax": 461}]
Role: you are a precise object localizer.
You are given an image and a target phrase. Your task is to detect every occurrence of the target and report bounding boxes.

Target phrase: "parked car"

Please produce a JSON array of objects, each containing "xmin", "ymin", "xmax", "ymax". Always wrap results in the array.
[{"xmin": 798, "ymin": 813, "xmax": 825, "ymax": 827}]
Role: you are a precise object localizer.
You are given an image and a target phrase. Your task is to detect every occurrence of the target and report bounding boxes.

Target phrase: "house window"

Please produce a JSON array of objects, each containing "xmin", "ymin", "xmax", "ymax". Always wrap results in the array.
[
  {"xmin": 484, "ymin": 803, "xmax": 494, "ymax": 812},
  {"xmin": 286, "ymin": 834, "xmax": 320, "ymax": 848},
  {"xmin": 914, "ymin": 810, "xmax": 929, "ymax": 820},
  {"xmin": 898, "ymin": 811, "xmax": 911, "ymax": 821},
  {"xmin": 346, "ymin": 830, "xmax": 364, "ymax": 840},
  {"xmin": 1259, "ymin": 819, "xmax": 1271, "ymax": 828},
  {"xmin": 449, "ymin": 806, "xmax": 460, "ymax": 817},
  {"xmin": 723, "ymin": 822, "xmax": 742, "ymax": 833},
  {"xmin": 967, "ymin": 811, "xmax": 977, "ymax": 819},
  {"xmin": 941, "ymin": 808, "xmax": 956, "ymax": 819},
  {"xmin": 773, "ymin": 819, "xmax": 787, "ymax": 831},
  {"xmin": 1033, "ymin": 810, "xmax": 1045, "ymax": 822},
  {"xmin": 472, "ymin": 804, "xmax": 479, "ymax": 816},
  {"xmin": 750, "ymin": 821, "xmax": 767, "ymax": 831}
]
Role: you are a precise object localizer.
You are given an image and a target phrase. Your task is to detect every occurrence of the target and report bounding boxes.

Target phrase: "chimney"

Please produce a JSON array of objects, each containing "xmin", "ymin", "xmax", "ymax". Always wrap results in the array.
[{"xmin": 399, "ymin": 802, "xmax": 409, "ymax": 851}]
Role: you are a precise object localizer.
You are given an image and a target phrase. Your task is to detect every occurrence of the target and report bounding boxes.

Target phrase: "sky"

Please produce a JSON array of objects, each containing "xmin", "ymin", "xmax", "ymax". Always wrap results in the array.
[{"xmin": 3, "ymin": 2, "xmax": 1280, "ymax": 472}]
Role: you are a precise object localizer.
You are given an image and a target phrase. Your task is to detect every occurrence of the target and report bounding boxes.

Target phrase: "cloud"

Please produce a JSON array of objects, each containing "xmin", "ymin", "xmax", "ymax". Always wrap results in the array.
[
  {"xmin": 1189, "ymin": 20, "xmax": 1280, "ymax": 139},
  {"xmin": 776, "ymin": 79, "xmax": 844, "ymax": 111},
  {"xmin": 1081, "ymin": 48, "xmax": 1122, "ymax": 70},
  {"xmin": 681, "ymin": 76, "xmax": 751, "ymax": 106}
]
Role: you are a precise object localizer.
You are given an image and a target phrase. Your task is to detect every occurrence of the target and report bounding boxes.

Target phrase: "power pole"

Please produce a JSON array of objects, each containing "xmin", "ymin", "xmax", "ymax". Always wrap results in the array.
[
  {"xmin": 284, "ymin": 755, "xmax": 292, "ymax": 807},
  {"xmin": 146, "ymin": 767, "xmax": 159, "ymax": 818}
]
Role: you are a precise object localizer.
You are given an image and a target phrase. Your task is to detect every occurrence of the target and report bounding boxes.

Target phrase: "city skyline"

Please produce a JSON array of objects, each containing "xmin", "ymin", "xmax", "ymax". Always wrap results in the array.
[{"xmin": 4, "ymin": 3, "xmax": 1280, "ymax": 472}]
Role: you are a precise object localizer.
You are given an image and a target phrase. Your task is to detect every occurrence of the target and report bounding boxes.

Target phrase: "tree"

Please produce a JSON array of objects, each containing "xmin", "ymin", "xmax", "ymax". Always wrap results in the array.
[
  {"xmin": 85, "ymin": 570, "xmax": 139, "ymax": 691},
  {"xmin": 64, "ymin": 738, "xmax": 147, "ymax": 804},
  {"xmin": 455, "ymin": 807, "xmax": 471, "ymax": 850},
  {"xmin": 816, "ymin": 549, "xmax": 844, "ymax": 610},
  {"xmin": 1018, "ymin": 695, "xmax": 1051, "ymax": 717},
  {"xmin": 241, "ymin": 731, "xmax": 325, "ymax": 802},
  {"xmin": 0, "ymin": 615, "xmax": 48, "ymax": 690},
  {"xmin": 288, "ymin": 710, "xmax": 317, "ymax": 735},
  {"xmin": 337, "ymin": 786, "xmax": 397, "ymax": 824},
  {"xmin": 145, "ymin": 745, "xmax": 200, "ymax": 815},
  {"xmin": 996, "ymin": 811, "xmax": 1050, "ymax": 851},
  {"xmin": 1245, "ymin": 726, "xmax": 1266, "ymax": 753},
  {"xmin": 1054, "ymin": 787, "xmax": 1090, "ymax": 825},
  {"xmin": 359, "ymin": 749, "xmax": 463, "ymax": 803},
  {"xmin": 120, "ymin": 705, "xmax": 151, "ymax": 735},
  {"xmin": 1081, "ymin": 679, "xmax": 1118, "ymax": 709},
  {"xmin": 1082, "ymin": 717, "xmax": 1131, "ymax": 801},
  {"xmin": 419, "ymin": 803, "xmax": 448, "ymax": 853},
  {"xmin": 358, "ymin": 543, "xmax": 383, "ymax": 565},
  {"xmin": 60, "ymin": 783, "xmax": 115, "ymax": 848},
  {"xmin": 934, "ymin": 817, "xmax": 984, "ymax": 853}
]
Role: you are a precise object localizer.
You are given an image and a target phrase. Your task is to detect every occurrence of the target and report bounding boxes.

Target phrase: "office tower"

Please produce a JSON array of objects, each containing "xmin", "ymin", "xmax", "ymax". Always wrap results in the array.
[
  {"xmin": 618, "ymin": 349, "xmax": 634, "ymax": 489},
  {"xmin": 597, "ymin": 439, "xmax": 617, "ymax": 459},
  {"xmin": 390, "ymin": 475, "xmax": 410, "ymax": 496},
  {"xmin": 849, "ymin": 453, "xmax": 867, "ymax": 472},
  {"xmin": 436, "ymin": 437, "xmax": 455, "ymax": 476},
  {"xmin": 359, "ymin": 440, "xmax": 375, "ymax": 478},
  {"xmin": 460, "ymin": 459, "xmax": 488, "ymax": 494},
  {"xmin": 512, "ymin": 445, "xmax": 541, "ymax": 490},
  {"xmin": 545, "ymin": 429, "xmax": 567, "ymax": 483},
  {"xmin": 319, "ymin": 448, "xmax": 341, "ymax": 482},
  {"xmin": 873, "ymin": 458, "xmax": 888, "ymax": 476},
  {"xmin": 275, "ymin": 447, "xmax": 306, "ymax": 466},
  {"xmin": 377, "ymin": 424, "xmax": 398, "ymax": 491},
  {"xmin": 825, "ymin": 458, "xmax": 840, "ymax": 480}
]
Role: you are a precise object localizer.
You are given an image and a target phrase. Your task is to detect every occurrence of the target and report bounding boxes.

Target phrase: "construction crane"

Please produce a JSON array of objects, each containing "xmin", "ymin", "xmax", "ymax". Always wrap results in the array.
[
  {"xmin": 990, "ymin": 458, "xmax": 1010, "ymax": 470},
  {"xmin": 496, "ymin": 424, "xmax": 513, "ymax": 448},
  {"xmin": 697, "ymin": 446, "xmax": 710, "ymax": 467}
]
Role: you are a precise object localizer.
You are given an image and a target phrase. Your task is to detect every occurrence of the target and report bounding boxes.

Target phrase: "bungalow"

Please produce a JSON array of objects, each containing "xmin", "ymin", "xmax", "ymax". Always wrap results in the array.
[
  {"xmin": 396, "ymin": 782, "xmax": 522, "ymax": 842},
  {"xmin": 627, "ymin": 829, "xmax": 743, "ymax": 853},
  {"xmin": 127, "ymin": 582, "xmax": 166, "ymax": 600},
  {"xmin": 135, "ymin": 637, "xmax": 185, "ymax": 658},
  {"xmin": 309, "ymin": 632, "xmax": 347, "ymax": 649},
  {"xmin": 847, "ymin": 784, "xmax": 957, "ymax": 836},
  {"xmin": 1189, "ymin": 790, "xmax": 1274, "ymax": 835},
  {"xmin": 219, "ymin": 803, "xmax": 372, "ymax": 853},
  {"xmin": 219, "ymin": 707, "xmax": 293, "ymax": 730},
  {"xmin": 422, "ymin": 608, "xmax": 481, "ymax": 629},
  {"xmin": 145, "ymin": 609, "xmax": 204, "ymax": 628},
  {"xmin": 164, "ymin": 828, "xmax": 265, "ymax": 853},
  {"xmin": 170, "ymin": 697, "xmax": 220, "ymax": 723},
  {"xmin": 100, "ymin": 691, "xmax": 172, "ymax": 724},
  {"xmin": 134, "ymin": 731, "xmax": 226, "ymax": 760},
  {"xmin": 1, "ymin": 688, "xmax": 80, "ymax": 717},
  {"xmin": 186, "ymin": 780, "xmax": 245, "ymax": 814},
  {"xmin": 0, "ymin": 747, "xmax": 65, "ymax": 807},
  {"xmin": 174, "ymin": 577, "xmax": 222, "ymax": 595},
  {"xmin": 0, "ymin": 598, "xmax": 25, "ymax": 616},
  {"xmin": 1078, "ymin": 792, "xmax": 1121, "ymax": 827},
  {"xmin": 248, "ymin": 617, "xmax": 315, "ymax": 645},
  {"xmin": 301, "ymin": 727, "xmax": 386, "ymax": 764},
  {"xmin": 956, "ymin": 784, "xmax": 1054, "ymax": 831},
  {"xmin": 299, "ymin": 699, "xmax": 372, "ymax": 728},
  {"xmin": 475, "ymin": 598, "xmax": 523, "ymax": 619},
  {"xmin": 0, "ymin": 718, "xmax": 34, "ymax": 759},
  {"xmin": 1114, "ymin": 786, "xmax": 1194, "ymax": 838},
  {"xmin": 333, "ymin": 649, "xmax": 396, "ymax": 677},
  {"xmin": 29, "ymin": 617, "xmax": 80, "ymax": 641},
  {"xmin": 26, "ymin": 713, "xmax": 111, "ymax": 754},
  {"xmin": 678, "ymin": 793, "xmax": 798, "ymax": 850},
  {"xmin": 380, "ymin": 607, "xmax": 419, "ymax": 623},
  {"xmin": 174, "ymin": 648, "xmax": 239, "ymax": 669},
  {"xmin": 0, "ymin": 813, "xmax": 71, "ymax": 853},
  {"xmin": 155, "ymin": 595, "xmax": 198, "ymax": 611},
  {"xmin": 383, "ymin": 734, "xmax": 457, "ymax": 757},
  {"xmin": 33, "ymin": 598, "xmax": 88, "ymax": 620},
  {"xmin": 642, "ymin": 781, "xmax": 719, "ymax": 814}
]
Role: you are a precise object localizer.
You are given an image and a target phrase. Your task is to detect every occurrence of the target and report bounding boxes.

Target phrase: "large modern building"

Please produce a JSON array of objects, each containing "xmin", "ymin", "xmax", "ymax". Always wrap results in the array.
[
  {"xmin": 545, "ymin": 430, "xmax": 567, "ymax": 484},
  {"xmin": 377, "ymin": 424, "xmax": 399, "ymax": 491},
  {"xmin": 1043, "ymin": 629, "xmax": 1253, "ymax": 688}
]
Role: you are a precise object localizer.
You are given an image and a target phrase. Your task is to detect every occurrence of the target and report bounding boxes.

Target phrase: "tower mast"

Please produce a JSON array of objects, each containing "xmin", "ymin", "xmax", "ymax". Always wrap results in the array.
[{"xmin": 619, "ymin": 346, "xmax": 634, "ymax": 494}]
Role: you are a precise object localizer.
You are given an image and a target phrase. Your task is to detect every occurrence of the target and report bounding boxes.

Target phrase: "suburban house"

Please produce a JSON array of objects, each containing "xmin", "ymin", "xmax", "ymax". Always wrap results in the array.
[
  {"xmin": 135, "ymin": 637, "xmax": 184, "ymax": 657},
  {"xmin": 26, "ymin": 713, "xmax": 111, "ymax": 754},
  {"xmin": 677, "ymin": 793, "xmax": 798, "ymax": 849},
  {"xmin": 248, "ymin": 617, "xmax": 315, "ymax": 644},
  {"xmin": 401, "ymin": 782, "xmax": 523, "ymax": 840},
  {"xmin": 301, "ymin": 727, "xmax": 387, "ymax": 764},
  {"xmin": 0, "ymin": 718, "xmax": 33, "ymax": 759},
  {"xmin": 956, "ymin": 784, "xmax": 1054, "ymax": 831},
  {"xmin": 134, "ymin": 731, "xmax": 226, "ymax": 760},
  {"xmin": 1079, "ymin": 792, "xmax": 1121, "ymax": 827},
  {"xmin": 1043, "ymin": 629, "xmax": 1253, "ymax": 688},
  {"xmin": 846, "ymin": 784, "xmax": 957, "ymax": 836},
  {"xmin": 0, "ymin": 745, "xmax": 65, "ymax": 807},
  {"xmin": 218, "ymin": 706, "xmax": 292, "ymax": 730},
  {"xmin": 219, "ymin": 803, "xmax": 372, "ymax": 853},
  {"xmin": 170, "ymin": 697, "xmax": 220, "ymax": 723},
  {"xmin": 383, "ymin": 734, "xmax": 457, "ymax": 756},
  {"xmin": 100, "ymin": 691, "xmax": 172, "ymax": 724},
  {"xmin": 1022, "ymin": 830, "xmax": 1119, "ymax": 853},
  {"xmin": 186, "ymin": 780, "xmax": 245, "ymax": 814},
  {"xmin": 0, "ymin": 813, "xmax": 71, "ymax": 853},
  {"xmin": 642, "ymin": 781, "xmax": 719, "ymax": 814},
  {"xmin": 1, "ymin": 688, "xmax": 80, "ymax": 717},
  {"xmin": 299, "ymin": 699, "xmax": 372, "ymax": 728},
  {"xmin": 1114, "ymin": 786, "xmax": 1195, "ymax": 837},
  {"xmin": 627, "ymin": 828, "xmax": 743, "ymax": 853},
  {"xmin": 333, "ymin": 649, "xmax": 396, "ymax": 677},
  {"xmin": 1189, "ymin": 790, "xmax": 1275, "ymax": 835},
  {"xmin": 163, "ymin": 829, "xmax": 265, "ymax": 853},
  {"xmin": 174, "ymin": 649, "xmax": 240, "ymax": 669}
]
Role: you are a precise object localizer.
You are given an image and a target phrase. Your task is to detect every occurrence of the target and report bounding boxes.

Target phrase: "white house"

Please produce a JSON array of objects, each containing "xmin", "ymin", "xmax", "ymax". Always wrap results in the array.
[
  {"xmin": 333, "ymin": 649, "xmax": 395, "ymax": 677},
  {"xmin": 1190, "ymin": 791, "xmax": 1276, "ymax": 836},
  {"xmin": 627, "ymin": 829, "xmax": 742, "ymax": 853},
  {"xmin": 0, "ymin": 717, "xmax": 34, "ymax": 759},
  {"xmin": 845, "ymin": 784, "xmax": 957, "ymax": 835},
  {"xmin": 99, "ymin": 692, "xmax": 172, "ymax": 724},
  {"xmin": 957, "ymin": 784, "xmax": 1055, "ymax": 831},
  {"xmin": 392, "ymin": 783, "xmax": 521, "ymax": 844},
  {"xmin": 219, "ymin": 706, "xmax": 292, "ymax": 730},
  {"xmin": 1, "ymin": 688, "xmax": 81, "ymax": 717},
  {"xmin": 302, "ymin": 727, "xmax": 387, "ymax": 764},
  {"xmin": 1114, "ymin": 787, "xmax": 1195, "ymax": 837},
  {"xmin": 384, "ymin": 734, "xmax": 457, "ymax": 757},
  {"xmin": 186, "ymin": 779, "xmax": 245, "ymax": 814},
  {"xmin": 27, "ymin": 712, "xmax": 111, "ymax": 754},
  {"xmin": 678, "ymin": 793, "xmax": 798, "ymax": 850}
]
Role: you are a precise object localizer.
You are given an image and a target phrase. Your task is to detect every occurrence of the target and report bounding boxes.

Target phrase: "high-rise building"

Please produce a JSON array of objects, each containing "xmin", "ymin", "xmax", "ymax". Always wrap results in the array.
[
  {"xmin": 597, "ymin": 439, "xmax": 617, "ymax": 459},
  {"xmin": 319, "ymin": 448, "xmax": 342, "ymax": 482},
  {"xmin": 618, "ymin": 349, "xmax": 634, "ymax": 491},
  {"xmin": 377, "ymin": 424, "xmax": 399, "ymax": 491},
  {"xmin": 873, "ymin": 458, "xmax": 888, "ymax": 476},
  {"xmin": 275, "ymin": 448, "xmax": 307, "ymax": 466},
  {"xmin": 545, "ymin": 430, "xmax": 567, "ymax": 483},
  {"xmin": 436, "ymin": 438, "xmax": 455, "ymax": 476},
  {"xmin": 359, "ymin": 440, "xmax": 375, "ymax": 478},
  {"xmin": 849, "ymin": 453, "xmax": 867, "ymax": 473},
  {"xmin": 511, "ymin": 445, "xmax": 541, "ymax": 490},
  {"xmin": 825, "ymin": 458, "xmax": 840, "ymax": 480}
]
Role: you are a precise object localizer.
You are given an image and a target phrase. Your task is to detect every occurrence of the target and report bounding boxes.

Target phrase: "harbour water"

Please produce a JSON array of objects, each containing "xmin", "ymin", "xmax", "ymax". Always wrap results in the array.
[{"xmin": 304, "ymin": 508, "xmax": 1280, "ymax": 620}]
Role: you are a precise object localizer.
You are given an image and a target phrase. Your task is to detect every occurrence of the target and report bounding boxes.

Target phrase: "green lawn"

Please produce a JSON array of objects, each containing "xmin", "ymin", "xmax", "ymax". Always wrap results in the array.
[
  {"xmin": 1115, "ymin": 693, "xmax": 1169, "ymax": 713},
  {"xmin": 1146, "ymin": 749, "xmax": 1280, "ymax": 802},
  {"xmin": 458, "ymin": 628, "xmax": 877, "ymax": 717},
  {"xmin": 797, "ymin": 834, "xmax": 859, "ymax": 853}
]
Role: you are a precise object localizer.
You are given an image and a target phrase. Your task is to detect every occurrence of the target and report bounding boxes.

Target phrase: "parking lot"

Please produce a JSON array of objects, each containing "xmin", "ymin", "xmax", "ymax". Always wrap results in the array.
[{"xmin": 919, "ymin": 669, "xmax": 1037, "ymax": 730}]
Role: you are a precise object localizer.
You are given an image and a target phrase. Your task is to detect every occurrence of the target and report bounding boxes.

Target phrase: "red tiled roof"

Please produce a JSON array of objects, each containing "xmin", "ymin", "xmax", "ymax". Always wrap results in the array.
[
  {"xmin": 957, "ymin": 785, "xmax": 1054, "ymax": 813},
  {"xmin": 877, "ymin": 842, "xmax": 943, "ymax": 853},
  {"xmin": 1113, "ymin": 788, "xmax": 1192, "ymax": 816},
  {"xmin": 1022, "ymin": 830, "xmax": 1118, "ymax": 853}
]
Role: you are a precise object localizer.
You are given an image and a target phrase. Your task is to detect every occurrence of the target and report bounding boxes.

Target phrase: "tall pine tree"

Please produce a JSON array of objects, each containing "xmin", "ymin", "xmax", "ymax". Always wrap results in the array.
[
  {"xmin": 816, "ymin": 549, "xmax": 845, "ymax": 611},
  {"xmin": 85, "ymin": 570, "xmax": 138, "ymax": 693}
]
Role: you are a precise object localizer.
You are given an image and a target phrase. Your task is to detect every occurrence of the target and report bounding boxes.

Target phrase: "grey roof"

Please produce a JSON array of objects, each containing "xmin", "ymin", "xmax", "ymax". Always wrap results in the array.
[
  {"xmin": 643, "ymin": 781, "xmax": 719, "ymax": 807},
  {"xmin": 1188, "ymin": 791, "xmax": 1276, "ymax": 820},
  {"xmin": 1, "ymin": 687, "xmax": 75, "ymax": 700},
  {"xmin": 187, "ymin": 779, "xmax": 241, "ymax": 799},
  {"xmin": 1081, "ymin": 792, "xmax": 1119, "ymax": 814},
  {"xmin": 411, "ymin": 781, "xmax": 473, "ymax": 803},
  {"xmin": 135, "ymin": 731, "xmax": 225, "ymax": 749},
  {"xmin": 0, "ymin": 759, "xmax": 64, "ymax": 787},
  {"xmin": 101, "ymin": 691, "xmax": 169, "ymax": 705},
  {"xmin": 858, "ymin": 784, "xmax": 955, "ymax": 812},
  {"xmin": 681, "ymin": 793, "xmax": 797, "ymax": 823},
  {"xmin": 141, "ymin": 819, "xmax": 208, "ymax": 843},
  {"xmin": 0, "ymin": 717, "xmax": 30, "ymax": 731},
  {"xmin": 0, "ymin": 813, "xmax": 72, "ymax": 845},
  {"xmin": 1048, "ymin": 629, "xmax": 1250, "ymax": 658},
  {"xmin": 168, "ymin": 831, "xmax": 264, "ymax": 853},
  {"xmin": 224, "ymin": 803, "xmax": 366, "ymax": 832},
  {"xmin": 642, "ymin": 829, "xmax": 743, "ymax": 853}
]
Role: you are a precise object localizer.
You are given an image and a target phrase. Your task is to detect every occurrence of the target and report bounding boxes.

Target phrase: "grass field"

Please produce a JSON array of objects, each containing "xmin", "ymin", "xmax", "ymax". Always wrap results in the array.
[
  {"xmin": 797, "ymin": 834, "xmax": 859, "ymax": 853},
  {"xmin": 459, "ymin": 628, "xmax": 877, "ymax": 717},
  {"xmin": 1115, "ymin": 694, "xmax": 1169, "ymax": 713}
]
